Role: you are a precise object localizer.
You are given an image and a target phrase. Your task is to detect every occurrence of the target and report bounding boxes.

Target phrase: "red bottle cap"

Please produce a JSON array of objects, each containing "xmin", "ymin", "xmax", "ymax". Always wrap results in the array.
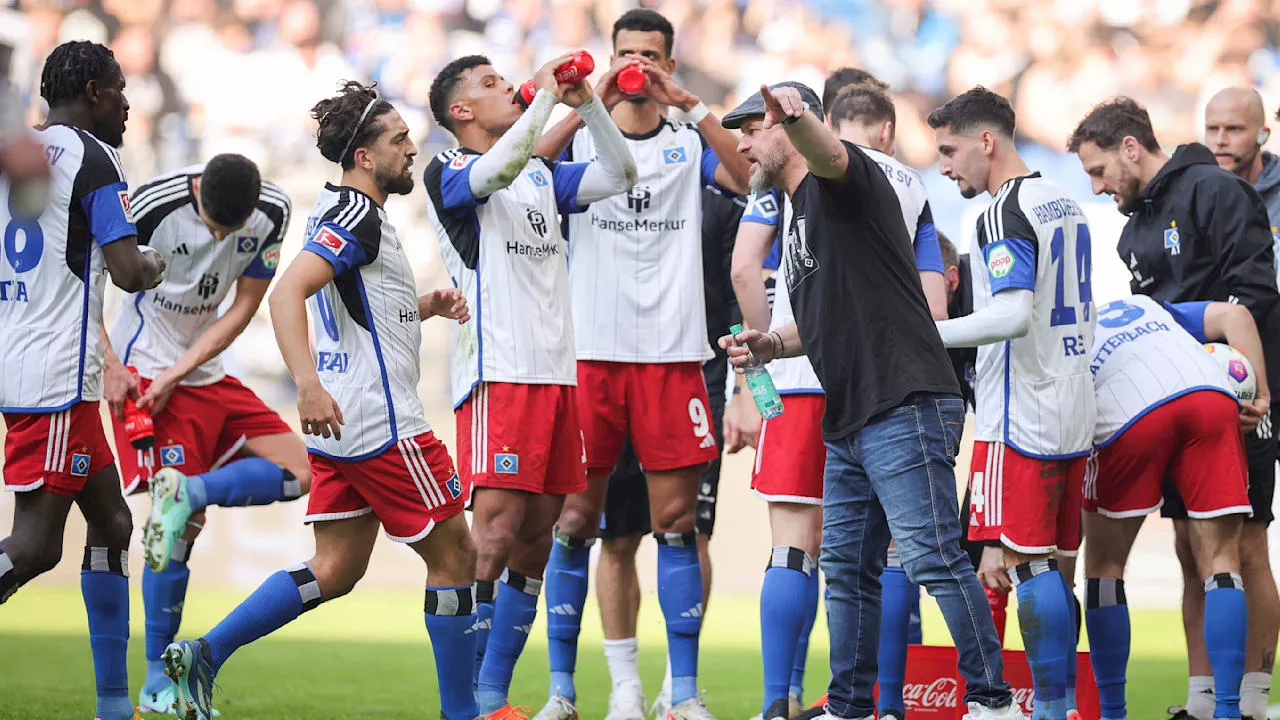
[{"xmin": 617, "ymin": 64, "xmax": 646, "ymax": 95}]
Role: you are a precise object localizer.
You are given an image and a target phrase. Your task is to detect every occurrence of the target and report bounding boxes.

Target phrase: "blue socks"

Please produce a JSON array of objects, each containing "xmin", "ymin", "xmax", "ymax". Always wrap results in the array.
[
  {"xmin": 761, "ymin": 547, "xmax": 814, "ymax": 714},
  {"xmin": 472, "ymin": 581, "xmax": 495, "ymax": 694},
  {"xmin": 426, "ymin": 586, "xmax": 482, "ymax": 720},
  {"xmin": 82, "ymin": 547, "xmax": 132, "ymax": 720},
  {"xmin": 185, "ymin": 458, "xmax": 299, "ymax": 511},
  {"xmin": 1204, "ymin": 573, "xmax": 1247, "ymax": 719},
  {"xmin": 1013, "ymin": 560, "xmax": 1071, "ymax": 720},
  {"xmin": 657, "ymin": 531, "xmax": 703, "ymax": 705},
  {"xmin": 204, "ymin": 564, "xmax": 322, "ymax": 672},
  {"xmin": 878, "ymin": 565, "xmax": 913, "ymax": 716},
  {"xmin": 791, "ymin": 562, "xmax": 820, "ymax": 702},
  {"xmin": 478, "ymin": 571, "xmax": 541, "ymax": 714},
  {"xmin": 545, "ymin": 532, "xmax": 591, "ymax": 701},
  {"xmin": 1085, "ymin": 578, "xmax": 1130, "ymax": 720},
  {"xmin": 142, "ymin": 544, "xmax": 191, "ymax": 690},
  {"xmin": 1064, "ymin": 583, "xmax": 1080, "ymax": 710}
]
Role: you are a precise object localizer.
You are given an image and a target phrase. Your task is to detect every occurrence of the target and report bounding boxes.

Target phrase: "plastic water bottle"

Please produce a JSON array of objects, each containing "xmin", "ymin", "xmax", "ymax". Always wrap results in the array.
[
  {"xmin": 730, "ymin": 323, "xmax": 783, "ymax": 419},
  {"xmin": 515, "ymin": 50, "xmax": 596, "ymax": 107}
]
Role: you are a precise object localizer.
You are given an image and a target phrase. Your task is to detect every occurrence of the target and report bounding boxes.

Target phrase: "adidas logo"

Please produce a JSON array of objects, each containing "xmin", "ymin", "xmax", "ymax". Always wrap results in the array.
[
  {"xmin": 173, "ymin": 243, "xmax": 190, "ymax": 255},
  {"xmin": 465, "ymin": 618, "xmax": 492, "ymax": 635},
  {"xmin": 515, "ymin": 623, "xmax": 533, "ymax": 634},
  {"xmin": 698, "ymin": 434, "xmax": 716, "ymax": 449},
  {"xmin": 680, "ymin": 603, "xmax": 704, "ymax": 619},
  {"xmin": 162, "ymin": 602, "xmax": 184, "ymax": 614},
  {"xmin": 548, "ymin": 603, "xmax": 579, "ymax": 616}
]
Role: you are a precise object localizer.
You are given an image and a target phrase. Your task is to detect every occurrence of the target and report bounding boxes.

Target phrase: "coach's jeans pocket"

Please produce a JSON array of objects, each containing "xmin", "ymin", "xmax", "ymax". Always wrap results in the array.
[{"xmin": 934, "ymin": 397, "xmax": 965, "ymax": 460}]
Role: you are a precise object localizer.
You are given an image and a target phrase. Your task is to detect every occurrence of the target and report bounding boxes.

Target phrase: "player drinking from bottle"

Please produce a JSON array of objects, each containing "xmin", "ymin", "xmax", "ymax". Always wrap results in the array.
[
  {"xmin": 162, "ymin": 81, "xmax": 478, "ymax": 720},
  {"xmin": 425, "ymin": 52, "xmax": 637, "ymax": 720},
  {"xmin": 0, "ymin": 40, "xmax": 166, "ymax": 720},
  {"xmin": 100, "ymin": 153, "xmax": 311, "ymax": 714},
  {"xmin": 525, "ymin": 9, "xmax": 750, "ymax": 720}
]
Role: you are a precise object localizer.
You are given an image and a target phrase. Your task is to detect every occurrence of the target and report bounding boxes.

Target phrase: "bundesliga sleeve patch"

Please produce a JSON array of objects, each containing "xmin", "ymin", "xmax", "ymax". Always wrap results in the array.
[
  {"xmin": 987, "ymin": 244, "xmax": 1014, "ymax": 279},
  {"xmin": 312, "ymin": 226, "xmax": 348, "ymax": 256},
  {"xmin": 118, "ymin": 190, "xmax": 134, "ymax": 223},
  {"xmin": 450, "ymin": 153, "xmax": 478, "ymax": 170}
]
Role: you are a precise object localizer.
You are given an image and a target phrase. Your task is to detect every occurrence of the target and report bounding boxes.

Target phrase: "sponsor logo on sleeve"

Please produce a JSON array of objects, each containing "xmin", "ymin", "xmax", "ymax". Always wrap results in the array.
[
  {"xmin": 118, "ymin": 190, "xmax": 134, "ymax": 223},
  {"xmin": 987, "ymin": 244, "xmax": 1014, "ymax": 279},
  {"xmin": 259, "ymin": 242, "xmax": 282, "ymax": 270},
  {"xmin": 313, "ymin": 226, "xmax": 347, "ymax": 255}
]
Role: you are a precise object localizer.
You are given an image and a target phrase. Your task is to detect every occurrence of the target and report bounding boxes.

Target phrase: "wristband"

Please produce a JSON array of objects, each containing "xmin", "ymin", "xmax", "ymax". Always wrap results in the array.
[
  {"xmin": 769, "ymin": 330, "xmax": 784, "ymax": 359},
  {"xmin": 781, "ymin": 102, "xmax": 808, "ymax": 126},
  {"xmin": 686, "ymin": 100, "xmax": 710, "ymax": 124}
]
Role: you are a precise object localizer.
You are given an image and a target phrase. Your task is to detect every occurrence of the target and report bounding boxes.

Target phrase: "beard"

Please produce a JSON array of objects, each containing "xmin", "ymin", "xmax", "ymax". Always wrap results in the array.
[
  {"xmin": 959, "ymin": 183, "xmax": 978, "ymax": 199},
  {"xmin": 1115, "ymin": 172, "xmax": 1143, "ymax": 215},
  {"xmin": 377, "ymin": 166, "xmax": 415, "ymax": 196},
  {"xmin": 748, "ymin": 152, "xmax": 787, "ymax": 193}
]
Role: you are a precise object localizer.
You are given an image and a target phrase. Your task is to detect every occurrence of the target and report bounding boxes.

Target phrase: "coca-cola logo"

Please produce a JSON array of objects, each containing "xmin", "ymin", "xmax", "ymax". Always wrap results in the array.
[
  {"xmin": 903, "ymin": 677, "xmax": 958, "ymax": 709},
  {"xmin": 1010, "ymin": 685, "xmax": 1037, "ymax": 713}
]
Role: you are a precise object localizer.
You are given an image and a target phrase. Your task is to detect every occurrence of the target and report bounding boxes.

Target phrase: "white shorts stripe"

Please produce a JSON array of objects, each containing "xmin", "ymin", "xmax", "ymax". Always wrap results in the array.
[
  {"xmin": 397, "ymin": 440, "xmax": 438, "ymax": 510},
  {"xmin": 471, "ymin": 388, "xmax": 481, "ymax": 475},
  {"xmin": 43, "ymin": 412, "xmax": 58, "ymax": 472},
  {"xmin": 754, "ymin": 419, "xmax": 769, "ymax": 475},
  {"xmin": 480, "ymin": 385, "xmax": 489, "ymax": 474},
  {"xmin": 406, "ymin": 439, "xmax": 446, "ymax": 508},
  {"xmin": 54, "ymin": 411, "xmax": 69, "ymax": 473}
]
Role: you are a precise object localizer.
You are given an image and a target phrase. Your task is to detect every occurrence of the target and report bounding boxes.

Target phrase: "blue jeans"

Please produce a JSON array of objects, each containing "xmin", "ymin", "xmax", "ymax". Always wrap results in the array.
[{"xmin": 822, "ymin": 392, "xmax": 1010, "ymax": 718}]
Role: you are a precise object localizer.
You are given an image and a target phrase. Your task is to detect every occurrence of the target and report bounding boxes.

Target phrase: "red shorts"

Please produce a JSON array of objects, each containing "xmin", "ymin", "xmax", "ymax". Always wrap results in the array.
[
  {"xmin": 751, "ymin": 394, "xmax": 825, "ymax": 504},
  {"xmin": 1084, "ymin": 390, "xmax": 1249, "ymax": 519},
  {"xmin": 968, "ymin": 440, "xmax": 1086, "ymax": 556},
  {"xmin": 113, "ymin": 375, "xmax": 293, "ymax": 495},
  {"xmin": 4, "ymin": 402, "xmax": 115, "ymax": 497},
  {"xmin": 456, "ymin": 382, "xmax": 586, "ymax": 497},
  {"xmin": 306, "ymin": 431, "xmax": 464, "ymax": 542},
  {"xmin": 577, "ymin": 360, "xmax": 719, "ymax": 474}
]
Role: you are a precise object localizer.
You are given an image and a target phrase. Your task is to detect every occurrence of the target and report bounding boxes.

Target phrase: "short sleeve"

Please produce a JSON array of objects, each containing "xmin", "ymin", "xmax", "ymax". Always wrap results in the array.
[
  {"xmin": 695, "ymin": 129, "xmax": 735, "ymax": 197},
  {"xmin": 982, "ymin": 237, "xmax": 1036, "ymax": 294},
  {"xmin": 74, "ymin": 135, "xmax": 136, "ymax": 246},
  {"xmin": 913, "ymin": 202, "xmax": 944, "ymax": 274},
  {"xmin": 244, "ymin": 184, "xmax": 291, "ymax": 279},
  {"xmin": 425, "ymin": 151, "xmax": 487, "ymax": 214},
  {"xmin": 740, "ymin": 190, "xmax": 781, "ymax": 227},
  {"xmin": 1164, "ymin": 301, "xmax": 1211, "ymax": 342},
  {"xmin": 550, "ymin": 160, "xmax": 591, "ymax": 215},
  {"xmin": 303, "ymin": 222, "xmax": 372, "ymax": 276}
]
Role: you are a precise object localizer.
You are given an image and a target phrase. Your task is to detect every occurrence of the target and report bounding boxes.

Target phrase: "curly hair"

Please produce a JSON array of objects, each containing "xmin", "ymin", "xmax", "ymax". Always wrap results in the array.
[
  {"xmin": 40, "ymin": 41, "xmax": 117, "ymax": 106},
  {"xmin": 310, "ymin": 80, "xmax": 395, "ymax": 169}
]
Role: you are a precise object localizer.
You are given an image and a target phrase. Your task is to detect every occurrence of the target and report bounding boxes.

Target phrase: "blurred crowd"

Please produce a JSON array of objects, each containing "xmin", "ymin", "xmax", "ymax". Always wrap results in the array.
[
  {"xmin": 4, "ymin": 0, "xmax": 1279, "ymax": 185},
  {"xmin": 3, "ymin": 0, "xmax": 1279, "ymax": 389}
]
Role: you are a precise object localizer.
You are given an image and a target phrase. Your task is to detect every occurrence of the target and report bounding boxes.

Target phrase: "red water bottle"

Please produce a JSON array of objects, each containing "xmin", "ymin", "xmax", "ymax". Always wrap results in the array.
[
  {"xmin": 122, "ymin": 366, "xmax": 155, "ymax": 450},
  {"xmin": 616, "ymin": 63, "xmax": 646, "ymax": 95},
  {"xmin": 515, "ymin": 50, "xmax": 596, "ymax": 106}
]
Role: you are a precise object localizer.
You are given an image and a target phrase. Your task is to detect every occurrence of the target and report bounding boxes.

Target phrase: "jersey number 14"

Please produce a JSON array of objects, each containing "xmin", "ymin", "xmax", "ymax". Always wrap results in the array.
[{"xmin": 1048, "ymin": 225, "xmax": 1092, "ymax": 328}]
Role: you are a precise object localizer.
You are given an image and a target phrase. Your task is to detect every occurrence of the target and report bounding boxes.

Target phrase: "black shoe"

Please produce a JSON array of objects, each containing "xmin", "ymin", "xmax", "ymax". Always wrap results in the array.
[
  {"xmin": 790, "ymin": 706, "xmax": 825, "ymax": 720},
  {"xmin": 762, "ymin": 699, "xmax": 791, "ymax": 720}
]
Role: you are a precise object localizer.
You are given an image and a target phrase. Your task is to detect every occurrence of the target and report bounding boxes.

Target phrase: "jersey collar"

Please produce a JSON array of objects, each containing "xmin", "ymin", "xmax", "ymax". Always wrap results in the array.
[{"xmin": 620, "ymin": 117, "xmax": 670, "ymax": 141}]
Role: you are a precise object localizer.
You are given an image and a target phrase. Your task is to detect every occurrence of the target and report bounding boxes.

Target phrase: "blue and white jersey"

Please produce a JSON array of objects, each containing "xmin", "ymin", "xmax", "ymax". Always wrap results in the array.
[
  {"xmin": 0, "ymin": 125, "xmax": 136, "ymax": 412},
  {"xmin": 425, "ymin": 148, "xmax": 592, "ymax": 407},
  {"xmin": 565, "ymin": 118, "xmax": 728, "ymax": 363},
  {"xmin": 1090, "ymin": 295, "xmax": 1234, "ymax": 446},
  {"xmin": 111, "ymin": 164, "xmax": 291, "ymax": 386},
  {"xmin": 861, "ymin": 146, "xmax": 943, "ymax": 275},
  {"xmin": 970, "ymin": 173, "xmax": 1095, "ymax": 458},
  {"xmin": 301, "ymin": 183, "xmax": 428, "ymax": 460}
]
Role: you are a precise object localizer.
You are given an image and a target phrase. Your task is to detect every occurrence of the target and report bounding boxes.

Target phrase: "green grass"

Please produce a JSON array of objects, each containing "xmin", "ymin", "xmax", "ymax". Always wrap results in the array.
[{"xmin": 0, "ymin": 585, "xmax": 1257, "ymax": 719}]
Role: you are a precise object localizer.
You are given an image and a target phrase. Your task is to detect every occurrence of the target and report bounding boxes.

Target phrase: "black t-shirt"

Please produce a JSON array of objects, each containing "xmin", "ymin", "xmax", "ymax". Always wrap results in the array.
[{"xmin": 785, "ymin": 141, "xmax": 960, "ymax": 439}]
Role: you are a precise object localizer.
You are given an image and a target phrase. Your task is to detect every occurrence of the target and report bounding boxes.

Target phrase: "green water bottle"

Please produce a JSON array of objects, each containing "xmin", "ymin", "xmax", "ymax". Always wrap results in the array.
[{"xmin": 730, "ymin": 323, "xmax": 784, "ymax": 419}]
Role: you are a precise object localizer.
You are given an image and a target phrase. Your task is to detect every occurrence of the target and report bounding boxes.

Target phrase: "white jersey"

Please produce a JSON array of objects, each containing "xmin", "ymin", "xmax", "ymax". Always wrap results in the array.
[
  {"xmin": 860, "ymin": 147, "xmax": 944, "ymax": 275},
  {"xmin": 970, "ymin": 173, "xmax": 1095, "ymax": 458},
  {"xmin": 1090, "ymin": 295, "xmax": 1234, "ymax": 446},
  {"xmin": 301, "ymin": 184, "xmax": 428, "ymax": 460},
  {"xmin": 759, "ymin": 193, "xmax": 823, "ymax": 393},
  {"xmin": 0, "ymin": 125, "xmax": 136, "ymax": 412},
  {"xmin": 110, "ymin": 164, "xmax": 291, "ymax": 386},
  {"xmin": 426, "ymin": 148, "xmax": 595, "ymax": 407},
  {"xmin": 566, "ymin": 118, "xmax": 721, "ymax": 363}
]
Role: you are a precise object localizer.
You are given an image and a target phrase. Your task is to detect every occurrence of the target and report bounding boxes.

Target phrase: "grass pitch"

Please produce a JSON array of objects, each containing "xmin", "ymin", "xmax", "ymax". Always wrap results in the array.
[{"xmin": 0, "ymin": 584, "xmax": 1249, "ymax": 719}]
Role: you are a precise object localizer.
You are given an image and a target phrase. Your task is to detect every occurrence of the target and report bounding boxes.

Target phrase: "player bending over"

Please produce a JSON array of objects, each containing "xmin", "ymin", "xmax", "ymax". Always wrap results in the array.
[
  {"xmin": 1083, "ymin": 296, "xmax": 1266, "ymax": 720},
  {"xmin": 0, "ymin": 41, "xmax": 166, "ymax": 720},
  {"xmin": 931, "ymin": 87, "xmax": 1095, "ymax": 720},
  {"xmin": 101, "ymin": 153, "xmax": 310, "ymax": 714},
  {"xmin": 162, "ymin": 81, "xmax": 477, "ymax": 720},
  {"xmin": 425, "ymin": 54, "xmax": 636, "ymax": 720},
  {"xmin": 526, "ymin": 9, "xmax": 751, "ymax": 720}
]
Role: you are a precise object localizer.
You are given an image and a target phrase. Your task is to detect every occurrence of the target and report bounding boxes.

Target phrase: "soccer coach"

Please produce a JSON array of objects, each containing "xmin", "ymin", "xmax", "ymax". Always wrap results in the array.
[{"xmin": 717, "ymin": 82, "xmax": 1018, "ymax": 720}]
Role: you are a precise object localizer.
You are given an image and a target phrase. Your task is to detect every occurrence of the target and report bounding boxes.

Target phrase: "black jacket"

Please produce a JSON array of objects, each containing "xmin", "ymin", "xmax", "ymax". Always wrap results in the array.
[{"xmin": 1118, "ymin": 143, "xmax": 1280, "ymax": 394}]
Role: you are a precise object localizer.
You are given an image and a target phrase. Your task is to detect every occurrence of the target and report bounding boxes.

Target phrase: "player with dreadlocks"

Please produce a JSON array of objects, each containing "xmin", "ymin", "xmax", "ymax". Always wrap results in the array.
[{"xmin": 0, "ymin": 40, "xmax": 166, "ymax": 720}]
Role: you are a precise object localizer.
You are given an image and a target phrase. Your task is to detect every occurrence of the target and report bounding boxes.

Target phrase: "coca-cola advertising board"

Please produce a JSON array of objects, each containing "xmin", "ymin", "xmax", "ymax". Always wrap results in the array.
[{"xmin": 892, "ymin": 645, "xmax": 1100, "ymax": 719}]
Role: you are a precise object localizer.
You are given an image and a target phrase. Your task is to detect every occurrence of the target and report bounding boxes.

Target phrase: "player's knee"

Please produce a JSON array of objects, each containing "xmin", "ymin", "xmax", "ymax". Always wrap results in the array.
[
  {"xmin": 650, "ymin": 499, "xmax": 695, "ymax": 535},
  {"xmin": 308, "ymin": 556, "xmax": 367, "ymax": 600},
  {"xmin": 602, "ymin": 534, "xmax": 642, "ymax": 564},
  {"xmin": 555, "ymin": 507, "xmax": 599, "ymax": 540},
  {"xmin": 93, "ymin": 503, "xmax": 135, "ymax": 550}
]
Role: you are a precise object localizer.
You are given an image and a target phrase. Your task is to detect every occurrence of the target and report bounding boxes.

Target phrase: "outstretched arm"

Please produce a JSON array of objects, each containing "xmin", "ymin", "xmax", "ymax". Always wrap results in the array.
[{"xmin": 935, "ymin": 289, "xmax": 1033, "ymax": 348}]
